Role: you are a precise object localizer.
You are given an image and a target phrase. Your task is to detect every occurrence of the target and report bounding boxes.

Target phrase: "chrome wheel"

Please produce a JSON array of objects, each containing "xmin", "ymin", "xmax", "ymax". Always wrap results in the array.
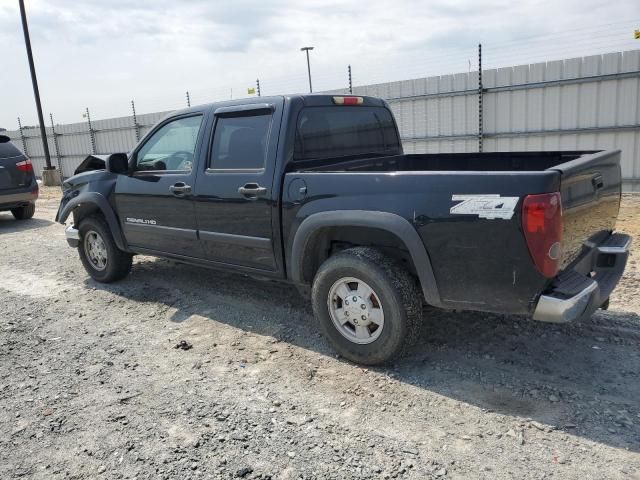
[
  {"xmin": 84, "ymin": 230, "xmax": 108, "ymax": 271},
  {"xmin": 327, "ymin": 276, "xmax": 385, "ymax": 344}
]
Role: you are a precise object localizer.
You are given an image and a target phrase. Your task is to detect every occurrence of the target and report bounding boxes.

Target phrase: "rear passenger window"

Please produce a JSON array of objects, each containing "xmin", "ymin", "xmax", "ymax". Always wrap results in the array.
[{"xmin": 209, "ymin": 113, "xmax": 272, "ymax": 170}]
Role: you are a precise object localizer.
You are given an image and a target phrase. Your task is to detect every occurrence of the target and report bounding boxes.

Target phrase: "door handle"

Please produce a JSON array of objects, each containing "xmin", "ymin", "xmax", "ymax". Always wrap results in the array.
[
  {"xmin": 238, "ymin": 183, "xmax": 267, "ymax": 198},
  {"xmin": 169, "ymin": 182, "xmax": 192, "ymax": 195}
]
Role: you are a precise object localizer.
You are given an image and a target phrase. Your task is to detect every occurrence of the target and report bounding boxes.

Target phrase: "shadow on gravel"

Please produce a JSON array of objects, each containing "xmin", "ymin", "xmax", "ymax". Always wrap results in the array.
[
  {"xmin": 0, "ymin": 214, "xmax": 53, "ymax": 233},
  {"xmin": 86, "ymin": 256, "xmax": 640, "ymax": 453}
]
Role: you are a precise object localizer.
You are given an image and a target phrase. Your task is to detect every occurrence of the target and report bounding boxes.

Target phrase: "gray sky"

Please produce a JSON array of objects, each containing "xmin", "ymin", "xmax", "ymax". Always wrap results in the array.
[{"xmin": 1, "ymin": 0, "xmax": 639, "ymax": 128}]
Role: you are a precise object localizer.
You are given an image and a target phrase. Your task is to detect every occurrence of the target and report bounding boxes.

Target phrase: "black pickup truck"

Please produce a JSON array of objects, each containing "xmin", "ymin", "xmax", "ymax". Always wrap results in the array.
[{"xmin": 56, "ymin": 94, "xmax": 631, "ymax": 364}]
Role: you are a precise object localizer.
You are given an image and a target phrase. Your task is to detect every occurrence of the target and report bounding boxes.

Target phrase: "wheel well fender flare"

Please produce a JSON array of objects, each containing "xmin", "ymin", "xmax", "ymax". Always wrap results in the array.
[
  {"xmin": 289, "ymin": 210, "xmax": 441, "ymax": 306},
  {"xmin": 57, "ymin": 192, "xmax": 128, "ymax": 251}
]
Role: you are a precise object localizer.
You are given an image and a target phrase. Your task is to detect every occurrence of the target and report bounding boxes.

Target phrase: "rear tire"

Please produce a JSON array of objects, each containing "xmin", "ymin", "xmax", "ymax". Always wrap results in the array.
[
  {"xmin": 11, "ymin": 202, "xmax": 35, "ymax": 220},
  {"xmin": 311, "ymin": 247, "xmax": 422, "ymax": 365},
  {"xmin": 78, "ymin": 215, "xmax": 132, "ymax": 283}
]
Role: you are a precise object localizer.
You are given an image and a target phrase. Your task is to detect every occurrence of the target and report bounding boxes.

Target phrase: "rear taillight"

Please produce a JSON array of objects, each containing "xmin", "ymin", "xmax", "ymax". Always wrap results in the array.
[
  {"xmin": 522, "ymin": 192, "xmax": 563, "ymax": 278},
  {"xmin": 16, "ymin": 158, "xmax": 34, "ymax": 173}
]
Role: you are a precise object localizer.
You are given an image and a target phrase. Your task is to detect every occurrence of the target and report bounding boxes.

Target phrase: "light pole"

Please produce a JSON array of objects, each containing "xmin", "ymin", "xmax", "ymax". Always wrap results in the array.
[
  {"xmin": 18, "ymin": 0, "xmax": 52, "ymax": 170},
  {"xmin": 300, "ymin": 46, "xmax": 314, "ymax": 93}
]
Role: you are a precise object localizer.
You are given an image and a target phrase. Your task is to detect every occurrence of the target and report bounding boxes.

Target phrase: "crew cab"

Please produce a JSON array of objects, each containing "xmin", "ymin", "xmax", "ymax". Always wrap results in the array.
[{"xmin": 56, "ymin": 94, "xmax": 631, "ymax": 364}]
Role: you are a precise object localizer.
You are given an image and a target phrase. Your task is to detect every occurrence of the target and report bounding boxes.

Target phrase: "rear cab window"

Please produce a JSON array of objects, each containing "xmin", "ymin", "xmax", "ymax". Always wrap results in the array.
[{"xmin": 294, "ymin": 106, "xmax": 400, "ymax": 161}]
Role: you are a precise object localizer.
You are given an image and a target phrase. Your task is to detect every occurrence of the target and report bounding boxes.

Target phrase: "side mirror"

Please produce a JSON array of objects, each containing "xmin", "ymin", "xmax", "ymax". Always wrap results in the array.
[{"xmin": 106, "ymin": 153, "xmax": 129, "ymax": 174}]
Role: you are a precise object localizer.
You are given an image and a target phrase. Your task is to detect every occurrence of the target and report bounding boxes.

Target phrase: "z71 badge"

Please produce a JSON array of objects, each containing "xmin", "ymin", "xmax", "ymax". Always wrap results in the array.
[{"xmin": 450, "ymin": 194, "xmax": 519, "ymax": 220}]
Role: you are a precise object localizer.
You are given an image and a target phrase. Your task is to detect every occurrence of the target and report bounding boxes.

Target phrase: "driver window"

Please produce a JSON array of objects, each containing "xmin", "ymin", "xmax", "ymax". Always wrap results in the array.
[{"xmin": 134, "ymin": 115, "xmax": 203, "ymax": 172}]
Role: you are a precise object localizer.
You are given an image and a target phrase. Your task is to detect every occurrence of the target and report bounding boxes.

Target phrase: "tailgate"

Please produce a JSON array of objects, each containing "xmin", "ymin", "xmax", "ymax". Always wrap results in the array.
[{"xmin": 550, "ymin": 150, "xmax": 622, "ymax": 267}]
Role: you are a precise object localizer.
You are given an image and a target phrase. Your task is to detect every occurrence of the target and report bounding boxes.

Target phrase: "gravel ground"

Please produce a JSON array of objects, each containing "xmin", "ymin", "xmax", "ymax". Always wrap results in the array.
[{"xmin": 1, "ymin": 188, "xmax": 639, "ymax": 480}]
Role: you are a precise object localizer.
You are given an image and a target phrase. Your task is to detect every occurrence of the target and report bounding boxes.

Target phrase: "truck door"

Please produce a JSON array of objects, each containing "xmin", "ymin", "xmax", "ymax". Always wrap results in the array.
[
  {"xmin": 193, "ymin": 101, "xmax": 282, "ymax": 271},
  {"xmin": 115, "ymin": 113, "xmax": 206, "ymax": 257}
]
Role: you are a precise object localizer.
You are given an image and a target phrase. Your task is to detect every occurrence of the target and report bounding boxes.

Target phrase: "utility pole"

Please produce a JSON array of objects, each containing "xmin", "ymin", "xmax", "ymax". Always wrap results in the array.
[
  {"xmin": 348, "ymin": 65, "xmax": 353, "ymax": 94},
  {"xmin": 186, "ymin": 91, "xmax": 191, "ymax": 108},
  {"xmin": 300, "ymin": 46, "xmax": 314, "ymax": 93},
  {"xmin": 256, "ymin": 79, "xmax": 261, "ymax": 97},
  {"xmin": 18, "ymin": 0, "xmax": 52, "ymax": 170}
]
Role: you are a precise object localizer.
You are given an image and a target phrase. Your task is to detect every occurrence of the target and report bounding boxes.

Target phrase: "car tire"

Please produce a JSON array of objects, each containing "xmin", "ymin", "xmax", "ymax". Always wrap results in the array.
[
  {"xmin": 311, "ymin": 247, "xmax": 422, "ymax": 365},
  {"xmin": 78, "ymin": 215, "xmax": 132, "ymax": 283},
  {"xmin": 11, "ymin": 202, "xmax": 35, "ymax": 220}
]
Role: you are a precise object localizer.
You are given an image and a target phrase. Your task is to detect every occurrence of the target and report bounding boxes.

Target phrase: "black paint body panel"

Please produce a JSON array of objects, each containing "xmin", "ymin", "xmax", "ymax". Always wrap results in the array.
[{"xmin": 281, "ymin": 170, "xmax": 560, "ymax": 313}]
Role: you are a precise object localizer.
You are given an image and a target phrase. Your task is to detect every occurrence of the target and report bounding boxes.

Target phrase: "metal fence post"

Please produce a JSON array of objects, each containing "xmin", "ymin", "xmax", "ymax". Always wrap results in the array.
[
  {"xmin": 17, "ymin": 117, "xmax": 29, "ymax": 157},
  {"xmin": 478, "ymin": 43, "xmax": 484, "ymax": 153},
  {"xmin": 131, "ymin": 99, "xmax": 140, "ymax": 142},
  {"xmin": 85, "ymin": 107, "xmax": 96, "ymax": 155},
  {"xmin": 49, "ymin": 113, "xmax": 64, "ymax": 188}
]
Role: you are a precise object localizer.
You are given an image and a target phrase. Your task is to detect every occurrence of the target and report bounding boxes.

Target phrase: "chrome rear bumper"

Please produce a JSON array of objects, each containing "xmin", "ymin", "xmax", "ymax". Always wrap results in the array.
[
  {"xmin": 533, "ymin": 233, "xmax": 631, "ymax": 323},
  {"xmin": 533, "ymin": 281, "xmax": 597, "ymax": 323},
  {"xmin": 65, "ymin": 225, "xmax": 80, "ymax": 247}
]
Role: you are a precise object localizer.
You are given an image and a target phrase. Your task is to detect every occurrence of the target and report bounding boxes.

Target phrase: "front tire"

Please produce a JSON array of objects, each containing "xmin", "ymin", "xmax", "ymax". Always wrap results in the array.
[
  {"xmin": 78, "ymin": 215, "xmax": 132, "ymax": 283},
  {"xmin": 311, "ymin": 247, "xmax": 422, "ymax": 365},
  {"xmin": 11, "ymin": 202, "xmax": 35, "ymax": 220}
]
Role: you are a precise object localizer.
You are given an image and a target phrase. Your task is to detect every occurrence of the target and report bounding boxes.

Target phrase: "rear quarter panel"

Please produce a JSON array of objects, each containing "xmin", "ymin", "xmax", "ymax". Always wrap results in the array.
[{"xmin": 282, "ymin": 170, "xmax": 561, "ymax": 314}]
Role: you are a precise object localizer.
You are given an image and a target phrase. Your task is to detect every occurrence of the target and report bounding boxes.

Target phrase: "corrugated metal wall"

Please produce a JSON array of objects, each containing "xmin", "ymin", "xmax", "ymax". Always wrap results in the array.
[
  {"xmin": 4, "ymin": 49, "xmax": 640, "ymax": 190},
  {"xmin": 344, "ymin": 49, "xmax": 640, "ymax": 191},
  {"xmin": 7, "ymin": 111, "xmax": 170, "ymax": 178}
]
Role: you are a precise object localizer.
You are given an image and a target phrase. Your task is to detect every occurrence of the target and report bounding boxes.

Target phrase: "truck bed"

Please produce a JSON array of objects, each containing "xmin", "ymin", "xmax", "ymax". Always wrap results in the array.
[
  {"xmin": 290, "ymin": 151, "xmax": 597, "ymax": 173},
  {"xmin": 283, "ymin": 150, "xmax": 622, "ymax": 315}
]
